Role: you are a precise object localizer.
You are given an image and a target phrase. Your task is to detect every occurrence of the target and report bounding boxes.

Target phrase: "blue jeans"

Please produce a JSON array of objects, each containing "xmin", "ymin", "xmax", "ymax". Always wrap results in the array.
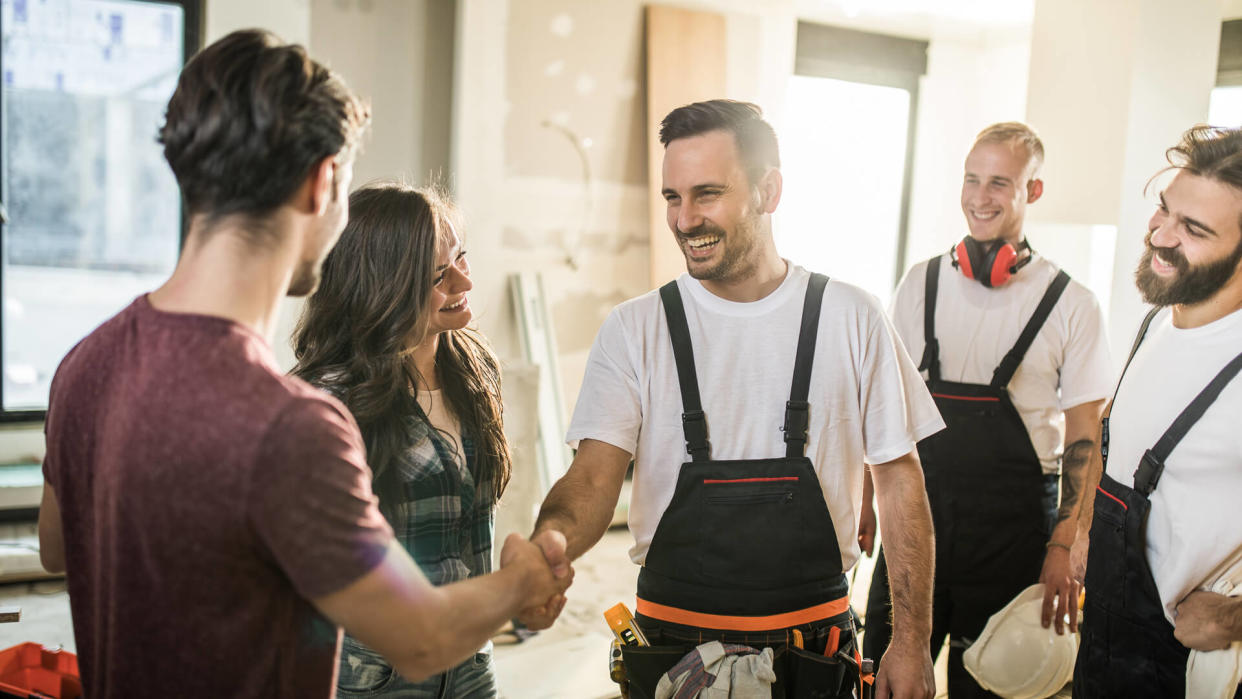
[{"xmin": 337, "ymin": 638, "xmax": 497, "ymax": 698}]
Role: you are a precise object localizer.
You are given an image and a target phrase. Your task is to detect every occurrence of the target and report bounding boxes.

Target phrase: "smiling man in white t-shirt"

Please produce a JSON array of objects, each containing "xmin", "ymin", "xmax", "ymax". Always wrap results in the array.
[
  {"xmin": 526, "ymin": 99, "xmax": 943, "ymax": 699},
  {"xmin": 1074, "ymin": 125, "xmax": 1242, "ymax": 699},
  {"xmin": 862, "ymin": 122, "xmax": 1111, "ymax": 698}
]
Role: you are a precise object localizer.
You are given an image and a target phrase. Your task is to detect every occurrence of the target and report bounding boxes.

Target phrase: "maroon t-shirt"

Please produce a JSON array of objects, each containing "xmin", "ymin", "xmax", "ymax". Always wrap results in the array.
[{"xmin": 42, "ymin": 296, "xmax": 393, "ymax": 698}]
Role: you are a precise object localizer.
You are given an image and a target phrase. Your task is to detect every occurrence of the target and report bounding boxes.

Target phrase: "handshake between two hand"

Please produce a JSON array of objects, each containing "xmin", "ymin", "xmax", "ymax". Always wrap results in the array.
[{"xmin": 499, "ymin": 530, "xmax": 576, "ymax": 631}]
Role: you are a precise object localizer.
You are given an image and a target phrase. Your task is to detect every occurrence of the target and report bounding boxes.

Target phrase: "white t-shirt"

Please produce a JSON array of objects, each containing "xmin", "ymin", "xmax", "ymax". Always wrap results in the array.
[
  {"xmin": 890, "ymin": 254, "xmax": 1112, "ymax": 473},
  {"xmin": 566, "ymin": 262, "xmax": 944, "ymax": 571},
  {"xmin": 1105, "ymin": 306, "xmax": 1242, "ymax": 623}
]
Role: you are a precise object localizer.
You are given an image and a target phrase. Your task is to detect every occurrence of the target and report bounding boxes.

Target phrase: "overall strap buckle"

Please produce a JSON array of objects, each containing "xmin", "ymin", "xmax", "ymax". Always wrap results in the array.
[
  {"xmin": 1137, "ymin": 344, "xmax": 1242, "ymax": 495},
  {"xmin": 1133, "ymin": 449, "xmax": 1164, "ymax": 496},
  {"xmin": 782, "ymin": 400, "xmax": 810, "ymax": 455},
  {"xmin": 661, "ymin": 281, "xmax": 712, "ymax": 461},
  {"xmin": 682, "ymin": 410, "xmax": 710, "ymax": 462},
  {"xmin": 785, "ymin": 273, "xmax": 829, "ymax": 458}
]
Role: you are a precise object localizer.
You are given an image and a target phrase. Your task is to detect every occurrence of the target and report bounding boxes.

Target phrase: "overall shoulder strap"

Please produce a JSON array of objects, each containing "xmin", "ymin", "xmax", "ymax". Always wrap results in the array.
[
  {"xmin": 1117, "ymin": 306, "xmax": 1161, "ymax": 392},
  {"xmin": 1101, "ymin": 306, "xmax": 1161, "ymax": 465},
  {"xmin": 918, "ymin": 256, "xmax": 942, "ymax": 382},
  {"xmin": 784, "ymin": 273, "xmax": 830, "ymax": 458},
  {"xmin": 1106, "ymin": 307, "xmax": 1161, "ymax": 410},
  {"xmin": 990, "ymin": 269, "xmax": 1071, "ymax": 388},
  {"xmin": 1133, "ymin": 320, "xmax": 1242, "ymax": 495},
  {"xmin": 659, "ymin": 281, "xmax": 710, "ymax": 462}
]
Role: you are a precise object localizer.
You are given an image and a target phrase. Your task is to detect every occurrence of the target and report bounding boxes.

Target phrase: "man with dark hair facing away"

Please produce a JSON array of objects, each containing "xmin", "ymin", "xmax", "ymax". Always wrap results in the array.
[
  {"xmin": 38, "ymin": 29, "xmax": 568, "ymax": 699},
  {"xmin": 862, "ymin": 121, "xmax": 1111, "ymax": 697},
  {"xmin": 526, "ymin": 99, "xmax": 943, "ymax": 699},
  {"xmin": 1074, "ymin": 125, "xmax": 1242, "ymax": 698}
]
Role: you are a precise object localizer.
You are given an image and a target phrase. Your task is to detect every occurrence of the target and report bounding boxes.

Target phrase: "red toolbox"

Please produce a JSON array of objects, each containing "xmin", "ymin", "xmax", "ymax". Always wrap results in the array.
[{"xmin": 0, "ymin": 643, "xmax": 81, "ymax": 699}]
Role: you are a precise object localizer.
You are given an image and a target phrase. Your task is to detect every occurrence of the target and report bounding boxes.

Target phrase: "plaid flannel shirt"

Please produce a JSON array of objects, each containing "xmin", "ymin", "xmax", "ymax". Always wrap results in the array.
[
  {"xmin": 387, "ymin": 410, "xmax": 494, "ymax": 585},
  {"xmin": 315, "ymin": 381, "xmax": 495, "ymax": 583}
]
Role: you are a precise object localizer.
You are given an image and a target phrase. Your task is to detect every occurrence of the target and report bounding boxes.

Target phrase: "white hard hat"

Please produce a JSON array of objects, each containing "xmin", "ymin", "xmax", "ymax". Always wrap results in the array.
[{"xmin": 962, "ymin": 583, "xmax": 1077, "ymax": 699}]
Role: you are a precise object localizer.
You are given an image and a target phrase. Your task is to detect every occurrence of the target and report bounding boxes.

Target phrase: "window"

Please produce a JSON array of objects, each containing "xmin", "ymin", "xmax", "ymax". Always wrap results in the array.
[
  {"xmin": 781, "ymin": 76, "xmax": 910, "ymax": 305},
  {"xmin": 778, "ymin": 22, "xmax": 927, "ymax": 305},
  {"xmin": 1211, "ymin": 19, "xmax": 1242, "ymax": 125},
  {"xmin": 0, "ymin": 0, "xmax": 198, "ymax": 420}
]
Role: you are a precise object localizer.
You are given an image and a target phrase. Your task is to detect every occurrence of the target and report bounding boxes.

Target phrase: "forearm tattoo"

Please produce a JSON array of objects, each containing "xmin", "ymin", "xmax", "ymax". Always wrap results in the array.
[{"xmin": 1057, "ymin": 439, "xmax": 1095, "ymax": 526}]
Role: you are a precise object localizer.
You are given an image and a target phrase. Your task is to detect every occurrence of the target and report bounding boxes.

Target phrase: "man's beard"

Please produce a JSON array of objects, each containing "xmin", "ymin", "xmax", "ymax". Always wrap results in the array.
[
  {"xmin": 679, "ymin": 218, "xmax": 757, "ymax": 283},
  {"xmin": 1134, "ymin": 232, "xmax": 1242, "ymax": 306},
  {"xmin": 287, "ymin": 259, "xmax": 321, "ymax": 297}
]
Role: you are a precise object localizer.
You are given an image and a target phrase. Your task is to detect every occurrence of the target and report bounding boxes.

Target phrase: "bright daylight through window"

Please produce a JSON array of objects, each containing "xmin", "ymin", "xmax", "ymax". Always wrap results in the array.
[
  {"xmin": 779, "ymin": 75, "xmax": 910, "ymax": 306},
  {"xmin": 1, "ymin": 0, "xmax": 185, "ymax": 416}
]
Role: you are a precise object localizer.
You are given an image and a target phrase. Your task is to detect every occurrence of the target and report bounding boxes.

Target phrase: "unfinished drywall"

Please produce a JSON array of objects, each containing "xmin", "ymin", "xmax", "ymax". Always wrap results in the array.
[
  {"xmin": 309, "ymin": 0, "xmax": 454, "ymax": 188},
  {"xmin": 454, "ymin": 0, "xmax": 800, "ymax": 418}
]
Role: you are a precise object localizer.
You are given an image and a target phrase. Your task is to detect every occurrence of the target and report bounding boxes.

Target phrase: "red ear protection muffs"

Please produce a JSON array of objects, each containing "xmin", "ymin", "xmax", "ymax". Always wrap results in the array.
[{"xmin": 952, "ymin": 237, "xmax": 1033, "ymax": 288}]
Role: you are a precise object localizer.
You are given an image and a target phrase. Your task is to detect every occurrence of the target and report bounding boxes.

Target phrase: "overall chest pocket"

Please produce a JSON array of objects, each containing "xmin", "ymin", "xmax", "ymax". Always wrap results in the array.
[{"xmin": 696, "ymin": 476, "xmax": 821, "ymax": 589}]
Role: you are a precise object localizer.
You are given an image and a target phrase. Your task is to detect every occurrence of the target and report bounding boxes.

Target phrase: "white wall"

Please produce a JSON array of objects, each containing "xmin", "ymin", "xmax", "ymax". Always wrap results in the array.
[
  {"xmin": 1025, "ymin": 0, "xmax": 1222, "ymax": 363},
  {"xmin": 310, "ymin": 0, "xmax": 454, "ymax": 189},
  {"xmin": 1106, "ymin": 0, "xmax": 1223, "ymax": 360},
  {"xmin": 904, "ymin": 31, "xmax": 1032, "ymax": 269},
  {"xmin": 206, "ymin": 0, "xmax": 311, "ymax": 47}
]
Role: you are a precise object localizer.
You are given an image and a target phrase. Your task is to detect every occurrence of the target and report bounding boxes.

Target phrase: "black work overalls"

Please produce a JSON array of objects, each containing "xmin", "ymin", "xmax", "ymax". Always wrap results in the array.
[
  {"xmin": 1074, "ymin": 308, "xmax": 1242, "ymax": 698},
  {"xmin": 864, "ymin": 255, "xmax": 1069, "ymax": 698},
  {"xmin": 621, "ymin": 274, "xmax": 862, "ymax": 699}
]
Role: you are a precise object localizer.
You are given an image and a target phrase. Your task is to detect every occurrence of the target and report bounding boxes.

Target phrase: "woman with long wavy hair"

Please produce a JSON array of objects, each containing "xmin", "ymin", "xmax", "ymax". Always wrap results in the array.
[{"xmin": 293, "ymin": 183, "xmax": 511, "ymax": 698}]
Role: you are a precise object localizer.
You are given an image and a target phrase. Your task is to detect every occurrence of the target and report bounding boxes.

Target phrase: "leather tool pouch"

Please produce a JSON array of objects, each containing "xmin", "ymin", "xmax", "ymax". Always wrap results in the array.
[{"xmin": 620, "ymin": 643, "xmax": 854, "ymax": 698}]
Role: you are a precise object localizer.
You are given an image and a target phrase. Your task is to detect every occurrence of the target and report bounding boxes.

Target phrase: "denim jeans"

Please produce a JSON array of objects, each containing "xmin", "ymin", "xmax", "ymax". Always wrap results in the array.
[{"xmin": 337, "ymin": 638, "xmax": 497, "ymax": 698}]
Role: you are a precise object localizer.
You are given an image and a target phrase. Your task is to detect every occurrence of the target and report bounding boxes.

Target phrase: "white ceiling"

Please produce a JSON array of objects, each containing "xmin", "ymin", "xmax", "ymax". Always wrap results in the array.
[
  {"xmin": 795, "ymin": 0, "xmax": 1030, "ymax": 42},
  {"xmin": 796, "ymin": 0, "xmax": 1242, "ymax": 41}
]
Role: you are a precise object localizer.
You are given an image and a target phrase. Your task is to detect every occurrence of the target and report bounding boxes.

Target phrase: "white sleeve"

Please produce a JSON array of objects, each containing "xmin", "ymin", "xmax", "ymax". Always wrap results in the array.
[
  {"xmin": 858, "ymin": 299, "xmax": 945, "ymax": 466},
  {"xmin": 564, "ymin": 309, "xmax": 642, "ymax": 455},
  {"xmin": 1058, "ymin": 287, "xmax": 1114, "ymax": 410},
  {"xmin": 887, "ymin": 262, "xmax": 927, "ymax": 367}
]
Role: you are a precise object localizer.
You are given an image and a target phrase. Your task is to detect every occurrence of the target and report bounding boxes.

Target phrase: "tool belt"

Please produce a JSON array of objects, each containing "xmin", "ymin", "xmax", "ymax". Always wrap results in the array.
[{"xmin": 618, "ymin": 633, "xmax": 865, "ymax": 699}]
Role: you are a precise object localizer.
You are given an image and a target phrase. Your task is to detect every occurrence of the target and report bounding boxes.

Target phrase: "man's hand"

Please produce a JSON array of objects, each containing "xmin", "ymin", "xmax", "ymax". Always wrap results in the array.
[
  {"xmin": 1175, "ymin": 590, "xmax": 1241, "ymax": 651},
  {"xmin": 858, "ymin": 502, "xmax": 877, "ymax": 557},
  {"xmin": 874, "ymin": 639, "xmax": 935, "ymax": 699},
  {"xmin": 1038, "ymin": 546, "xmax": 1080, "ymax": 634},
  {"xmin": 531, "ymin": 529, "xmax": 571, "ymax": 578},
  {"xmin": 499, "ymin": 533, "xmax": 572, "ymax": 631},
  {"xmin": 513, "ymin": 529, "xmax": 575, "ymax": 630}
]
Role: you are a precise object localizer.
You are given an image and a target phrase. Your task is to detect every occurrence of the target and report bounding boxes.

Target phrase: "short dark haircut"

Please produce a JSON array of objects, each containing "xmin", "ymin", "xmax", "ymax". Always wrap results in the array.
[
  {"xmin": 158, "ymin": 29, "xmax": 370, "ymax": 221},
  {"xmin": 658, "ymin": 99, "xmax": 780, "ymax": 185}
]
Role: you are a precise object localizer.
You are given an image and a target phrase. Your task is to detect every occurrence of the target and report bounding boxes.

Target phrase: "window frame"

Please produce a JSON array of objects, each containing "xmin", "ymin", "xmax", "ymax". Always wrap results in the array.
[
  {"xmin": 1218, "ymin": 19, "xmax": 1242, "ymax": 87},
  {"xmin": 0, "ymin": 0, "xmax": 202, "ymax": 423},
  {"xmin": 793, "ymin": 21, "xmax": 928, "ymax": 290}
]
